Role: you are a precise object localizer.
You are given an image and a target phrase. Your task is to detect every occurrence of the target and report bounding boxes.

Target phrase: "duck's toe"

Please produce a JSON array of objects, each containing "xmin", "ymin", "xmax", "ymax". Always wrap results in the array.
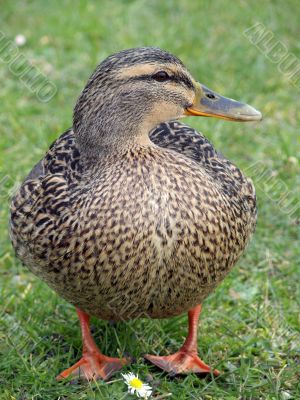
[
  {"xmin": 57, "ymin": 353, "xmax": 128, "ymax": 381},
  {"xmin": 144, "ymin": 351, "xmax": 219, "ymax": 377}
]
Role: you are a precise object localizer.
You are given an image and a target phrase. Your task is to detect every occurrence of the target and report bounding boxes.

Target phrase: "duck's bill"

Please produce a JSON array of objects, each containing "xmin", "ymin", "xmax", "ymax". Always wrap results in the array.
[{"xmin": 185, "ymin": 82, "xmax": 262, "ymax": 122}]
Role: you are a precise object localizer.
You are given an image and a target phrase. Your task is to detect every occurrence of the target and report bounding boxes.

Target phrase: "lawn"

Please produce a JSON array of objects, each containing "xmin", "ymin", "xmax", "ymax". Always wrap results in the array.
[{"xmin": 0, "ymin": 0, "xmax": 299, "ymax": 399}]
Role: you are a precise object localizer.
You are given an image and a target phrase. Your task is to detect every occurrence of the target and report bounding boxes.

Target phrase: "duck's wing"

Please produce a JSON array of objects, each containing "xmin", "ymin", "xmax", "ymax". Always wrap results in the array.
[
  {"xmin": 24, "ymin": 129, "xmax": 82, "ymax": 183},
  {"xmin": 150, "ymin": 120, "xmax": 256, "ymax": 211},
  {"xmin": 149, "ymin": 120, "xmax": 221, "ymax": 163},
  {"xmin": 10, "ymin": 129, "xmax": 82, "ymax": 258}
]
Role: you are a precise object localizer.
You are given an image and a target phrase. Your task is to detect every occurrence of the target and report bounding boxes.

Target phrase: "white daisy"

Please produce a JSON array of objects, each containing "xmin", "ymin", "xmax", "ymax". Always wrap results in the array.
[
  {"xmin": 14, "ymin": 34, "xmax": 26, "ymax": 46},
  {"xmin": 122, "ymin": 372, "xmax": 152, "ymax": 399}
]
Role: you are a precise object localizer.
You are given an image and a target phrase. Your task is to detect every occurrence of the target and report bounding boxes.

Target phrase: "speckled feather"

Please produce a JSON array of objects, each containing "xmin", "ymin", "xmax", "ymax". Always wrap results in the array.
[{"xmin": 10, "ymin": 120, "xmax": 256, "ymax": 321}]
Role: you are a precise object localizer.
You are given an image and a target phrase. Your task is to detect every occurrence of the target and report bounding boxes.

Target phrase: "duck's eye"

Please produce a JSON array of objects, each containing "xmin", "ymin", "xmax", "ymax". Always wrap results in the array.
[{"xmin": 152, "ymin": 71, "xmax": 170, "ymax": 82}]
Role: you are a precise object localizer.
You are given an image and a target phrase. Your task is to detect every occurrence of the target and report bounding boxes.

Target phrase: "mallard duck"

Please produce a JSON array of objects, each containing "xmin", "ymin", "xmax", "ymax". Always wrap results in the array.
[{"xmin": 10, "ymin": 47, "xmax": 262, "ymax": 381}]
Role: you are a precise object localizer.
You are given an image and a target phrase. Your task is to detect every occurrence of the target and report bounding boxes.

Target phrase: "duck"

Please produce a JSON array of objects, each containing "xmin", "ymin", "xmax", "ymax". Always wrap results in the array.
[{"xmin": 9, "ymin": 47, "xmax": 262, "ymax": 381}]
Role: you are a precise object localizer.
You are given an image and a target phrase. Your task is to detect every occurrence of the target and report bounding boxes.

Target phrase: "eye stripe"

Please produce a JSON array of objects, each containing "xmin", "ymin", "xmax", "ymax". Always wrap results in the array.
[
  {"xmin": 172, "ymin": 73, "xmax": 194, "ymax": 89},
  {"xmin": 127, "ymin": 73, "xmax": 194, "ymax": 89}
]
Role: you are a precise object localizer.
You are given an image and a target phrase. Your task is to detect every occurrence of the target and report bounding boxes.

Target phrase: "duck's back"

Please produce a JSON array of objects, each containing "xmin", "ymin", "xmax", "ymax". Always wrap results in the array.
[{"xmin": 10, "ymin": 122, "xmax": 256, "ymax": 320}]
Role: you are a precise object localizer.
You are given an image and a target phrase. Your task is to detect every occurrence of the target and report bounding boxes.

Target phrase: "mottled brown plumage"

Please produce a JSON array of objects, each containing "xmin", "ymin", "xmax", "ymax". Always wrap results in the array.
[{"xmin": 9, "ymin": 47, "xmax": 261, "ymax": 379}]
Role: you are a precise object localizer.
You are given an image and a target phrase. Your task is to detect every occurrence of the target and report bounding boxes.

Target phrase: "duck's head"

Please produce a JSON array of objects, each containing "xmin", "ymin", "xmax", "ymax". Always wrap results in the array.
[{"xmin": 74, "ymin": 47, "xmax": 262, "ymax": 155}]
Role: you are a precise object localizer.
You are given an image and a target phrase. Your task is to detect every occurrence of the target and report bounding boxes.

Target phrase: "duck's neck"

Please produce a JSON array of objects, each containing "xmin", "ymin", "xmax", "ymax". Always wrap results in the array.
[
  {"xmin": 73, "ymin": 97, "xmax": 161, "ymax": 168},
  {"xmin": 74, "ymin": 118, "xmax": 154, "ymax": 170}
]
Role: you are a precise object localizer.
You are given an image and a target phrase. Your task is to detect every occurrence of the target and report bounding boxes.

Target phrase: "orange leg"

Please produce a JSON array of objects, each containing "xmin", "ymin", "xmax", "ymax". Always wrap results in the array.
[
  {"xmin": 57, "ymin": 309, "xmax": 128, "ymax": 381},
  {"xmin": 144, "ymin": 305, "xmax": 219, "ymax": 376}
]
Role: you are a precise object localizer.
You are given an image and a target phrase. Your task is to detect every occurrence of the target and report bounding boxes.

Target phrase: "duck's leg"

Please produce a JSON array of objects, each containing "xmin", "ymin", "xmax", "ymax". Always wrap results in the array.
[
  {"xmin": 144, "ymin": 305, "xmax": 219, "ymax": 376},
  {"xmin": 57, "ymin": 308, "xmax": 128, "ymax": 381}
]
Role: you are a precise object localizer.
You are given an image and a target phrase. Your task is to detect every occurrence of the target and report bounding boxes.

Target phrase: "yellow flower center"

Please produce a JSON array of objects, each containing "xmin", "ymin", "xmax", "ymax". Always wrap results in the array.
[{"xmin": 129, "ymin": 377, "xmax": 143, "ymax": 389}]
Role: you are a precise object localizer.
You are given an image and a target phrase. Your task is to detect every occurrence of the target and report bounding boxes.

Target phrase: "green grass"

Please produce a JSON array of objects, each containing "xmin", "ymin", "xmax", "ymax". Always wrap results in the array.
[{"xmin": 0, "ymin": 0, "xmax": 299, "ymax": 399}]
